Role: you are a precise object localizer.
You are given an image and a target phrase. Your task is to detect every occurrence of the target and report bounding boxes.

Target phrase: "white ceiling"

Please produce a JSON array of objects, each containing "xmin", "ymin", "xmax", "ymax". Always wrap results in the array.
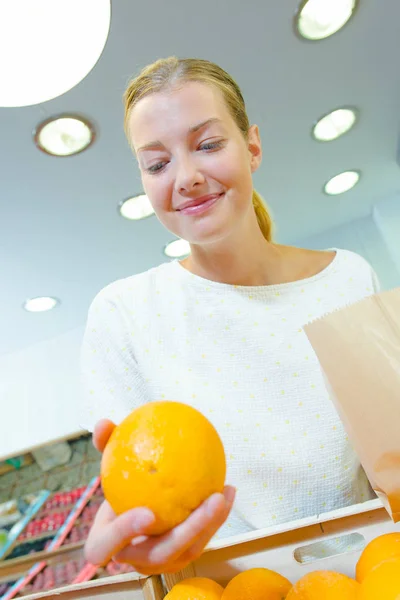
[{"xmin": 1, "ymin": 0, "xmax": 400, "ymax": 356}]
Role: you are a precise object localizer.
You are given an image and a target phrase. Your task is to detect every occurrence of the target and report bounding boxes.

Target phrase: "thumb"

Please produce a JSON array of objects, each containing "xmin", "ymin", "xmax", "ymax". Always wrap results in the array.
[
  {"xmin": 93, "ymin": 419, "xmax": 115, "ymax": 453},
  {"xmin": 85, "ymin": 507, "xmax": 155, "ymax": 565}
]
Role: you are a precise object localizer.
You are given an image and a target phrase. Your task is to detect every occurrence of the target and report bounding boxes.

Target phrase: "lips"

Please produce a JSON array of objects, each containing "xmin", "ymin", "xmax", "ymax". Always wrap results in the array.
[{"xmin": 177, "ymin": 193, "xmax": 223, "ymax": 211}]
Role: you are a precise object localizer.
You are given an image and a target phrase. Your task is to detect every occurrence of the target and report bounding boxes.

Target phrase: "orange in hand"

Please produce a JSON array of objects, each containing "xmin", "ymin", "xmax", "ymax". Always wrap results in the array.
[
  {"xmin": 221, "ymin": 568, "xmax": 292, "ymax": 600},
  {"xmin": 356, "ymin": 532, "xmax": 400, "ymax": 583},
  {"xmin": 285, "ymin": 571, "xmax": 359, "ymax": 599},
  {"xmin": 101, "ymin": 401, "xmax": 226, "ymax": 535}
]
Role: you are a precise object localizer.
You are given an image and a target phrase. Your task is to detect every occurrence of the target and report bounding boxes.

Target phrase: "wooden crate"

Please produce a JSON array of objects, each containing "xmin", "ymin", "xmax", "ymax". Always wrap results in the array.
[
  {"xmin": 0, "ymin": 544, "xmax": 84, "ymax": 584},
  {"xmin": 12, "ymin": 574, "xmax": 164, "ymax": 600},
  {"xmin": 0, "ymin": 543, "xmax": 164, "ymax": 600},
  {"xmin": 163, "ymin": 498, "xmax": 400, "ymax": 592}
]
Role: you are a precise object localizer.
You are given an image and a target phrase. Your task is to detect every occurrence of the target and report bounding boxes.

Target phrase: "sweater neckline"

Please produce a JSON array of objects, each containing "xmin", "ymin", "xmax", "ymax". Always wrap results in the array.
[{"xmin": 169, "ymin": 249, "xmax": 341, "ymax": 293}]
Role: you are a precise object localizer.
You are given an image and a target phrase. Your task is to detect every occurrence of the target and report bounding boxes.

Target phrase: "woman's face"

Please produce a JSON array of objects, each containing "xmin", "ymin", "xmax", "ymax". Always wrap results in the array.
[{"xmin": 127, "ymin": 82, "xmax": 262, "ymax": 246}]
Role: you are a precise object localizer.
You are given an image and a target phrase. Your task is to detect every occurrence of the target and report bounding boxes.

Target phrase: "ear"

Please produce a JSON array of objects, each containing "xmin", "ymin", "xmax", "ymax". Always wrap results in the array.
[{"xmin": 248, "ymin": 125, "xmax": 262, "ymax": 173}]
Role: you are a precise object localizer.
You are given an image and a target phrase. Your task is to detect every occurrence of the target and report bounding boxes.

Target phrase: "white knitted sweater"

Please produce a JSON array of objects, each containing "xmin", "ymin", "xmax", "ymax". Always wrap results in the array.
[{"xmin": 80, "ymin": 249, "xmax": 379, "ymax": 539}]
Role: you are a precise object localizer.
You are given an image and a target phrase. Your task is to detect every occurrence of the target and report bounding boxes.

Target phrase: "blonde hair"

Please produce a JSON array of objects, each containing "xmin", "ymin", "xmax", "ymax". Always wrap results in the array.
[{"xmin": 123, "ymin": 57, "xmax": 273, "ymax": 242}]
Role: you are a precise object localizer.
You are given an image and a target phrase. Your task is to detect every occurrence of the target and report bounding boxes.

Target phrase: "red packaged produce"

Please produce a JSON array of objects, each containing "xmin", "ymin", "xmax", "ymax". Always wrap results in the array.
[
  {"xmin": 33, "ymin": 572, "xmax": 44, "ymax": 591},
  {"xmin": 69, "ymin": 530, "xmax": 77, "ymax": 543},
  {"xmin": 65, "ymin": 561, "xmax": 77, "ymax": 579},
  {"xmin": 54, "ymin": 566, "xmax": 64, "ymax": 586}
]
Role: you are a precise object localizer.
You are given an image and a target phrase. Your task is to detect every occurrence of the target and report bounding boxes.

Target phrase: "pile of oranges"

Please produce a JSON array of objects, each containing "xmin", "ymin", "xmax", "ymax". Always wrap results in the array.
[{"xmin": 164, "ymin": 532, "xmax": 400, "ymax": 599}]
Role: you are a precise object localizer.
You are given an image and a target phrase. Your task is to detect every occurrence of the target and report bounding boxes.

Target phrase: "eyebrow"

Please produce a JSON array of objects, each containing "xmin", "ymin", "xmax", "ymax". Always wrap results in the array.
[
  {"xmin": 137, "ymin": 118, "xmax": 222, "ymax": 153},
  {"xmin": 189, "ymin": 117, "xmax": 221, "ymax": 133}
]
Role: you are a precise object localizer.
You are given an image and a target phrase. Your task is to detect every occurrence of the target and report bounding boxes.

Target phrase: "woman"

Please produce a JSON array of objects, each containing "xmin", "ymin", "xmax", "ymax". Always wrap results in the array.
[{"xmin": 81, "ymin": 57, "xmax": 379, "ymax": 574}]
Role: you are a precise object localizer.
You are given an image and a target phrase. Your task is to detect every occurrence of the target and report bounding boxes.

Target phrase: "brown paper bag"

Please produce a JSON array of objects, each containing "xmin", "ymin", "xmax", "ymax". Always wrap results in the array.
[{"xmin": 304, "ymin": 288, "xmax": 400, "ymax": 522}]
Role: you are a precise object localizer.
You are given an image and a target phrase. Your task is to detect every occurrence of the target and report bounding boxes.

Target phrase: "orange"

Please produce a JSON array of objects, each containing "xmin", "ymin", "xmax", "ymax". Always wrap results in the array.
[
  {"xmin": 356, "ymin": 533, "xmax": 400, "ymax": 582},
  {"xmin": 101, "ymin": 401, "xmax": 226, "ymax": 534},
  {"xmin": 285, "ymin": 571, "xmax": 359, "ymax": 599},
  {"xmin": 221, "ymin": 568, "xmax": 292, "ymax": 600},
  {"xmin": 165, "ymin": 577, "xmax": 224, "ymax": 600},
  {"xmin": 359, "ymin": 556, "xmax": 400, "ymax": 600}
]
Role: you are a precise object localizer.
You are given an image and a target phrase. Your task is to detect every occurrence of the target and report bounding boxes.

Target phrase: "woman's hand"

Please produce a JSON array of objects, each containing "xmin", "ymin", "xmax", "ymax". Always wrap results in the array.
[{"xmin": 84, "ymin": 420, "xmax": 235, "ymax": 575}]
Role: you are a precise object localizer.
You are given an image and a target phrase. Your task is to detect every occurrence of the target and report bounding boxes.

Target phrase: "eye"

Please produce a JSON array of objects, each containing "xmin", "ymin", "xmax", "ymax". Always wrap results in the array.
[
  {"xmin": 199, "ymin": 140, "xmax": 225, "ymax": 152},
  {"xmin": 146, "ymin": 161, "xmax": 167, "ymax": 174}
]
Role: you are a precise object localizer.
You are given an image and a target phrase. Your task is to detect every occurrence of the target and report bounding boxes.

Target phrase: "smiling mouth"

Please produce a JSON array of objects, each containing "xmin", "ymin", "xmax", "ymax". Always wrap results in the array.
[{"xmin": 177, "ymin": 193, "xmax": 224, "ymax": 215}]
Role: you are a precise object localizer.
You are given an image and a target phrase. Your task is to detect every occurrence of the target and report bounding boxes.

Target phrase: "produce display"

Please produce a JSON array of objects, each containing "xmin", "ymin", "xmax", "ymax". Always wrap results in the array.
[
  {"xmin": 0, "ymin": 555, "xmax": 136, "ymax": 597},
  {"xmin": 0, "ymin": 431, "xmax": 155, "ymax": 599},
  {"xmin": 4, "ymin": 537, "xmax": 54, "ymax": 561},
  {"xmin": 0, "ymin": 478, "xmax": 102, "ymax": 599},
  {"xmin": 0, "ymin": 492, "xmax": 50, "ymax": 561},
  {"xmin": 18, "ymin": 556, "xmax": 87, "ymax": 596},
  {"xmin": 0, "ymin": 495, "xmax": 44, "ymax": 530},
  {"xmin": 4, "ymin": 486, "xmax": 103, "ymax": 561},
  {"xmin": 0, "ymin": 583, "xmax": 16, "ymax": 597},
  {"xmin": 164, "ymin": 532, "xmax": 400, "ymax": 599},
  {"xmin": 64, "ymin": 489, "xmax": 103, "ymax": 545}
]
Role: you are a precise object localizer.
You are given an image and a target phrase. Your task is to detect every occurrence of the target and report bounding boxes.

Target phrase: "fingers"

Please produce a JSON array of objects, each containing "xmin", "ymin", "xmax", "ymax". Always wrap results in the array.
[
  {"xmin": 93, "ymin": 419, "xmax": 115, "ymax": 453},
  {"xmin": 86, "ymin": 486, "xmax": 235, "ymax": 576},
  {"xmin": 114, "ymin": 486, "xmax": 236, "ymax": 574},
  {"xmin": 84, "ymin": 502, "xmax": 155, "ymax": 566},
  {"xmin": 177, "ymin": 486, "xmax": 236, "ymax": 565}
]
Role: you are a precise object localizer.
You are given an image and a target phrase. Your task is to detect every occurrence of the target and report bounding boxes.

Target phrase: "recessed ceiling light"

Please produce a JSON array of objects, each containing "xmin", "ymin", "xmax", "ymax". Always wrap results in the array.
[
  {"xmin": 0, "ymin": 0, "xmax": 111, "ymax": 107},
  {"xmin": 324, "ymin": 170, "xmax": 360, "ymax": 195},
  {"xmin": 119, "ymin": 195, "xmax": 155, "ymax": 220},
  {"xmin": 34, "ymin": 115, "xmax": 95, "ymax": 157},
  {"xmin": 295, "ymin": 0, "xmax": 358, "ymax": 41},
  {"xmin": 164, "ymin": 239, "xmax": 191, "ymax": 259},
  {"xmin": 313, "ymin": 108, "xmax": 357, "ymax": 142},
  {"xmin": 23, "ymin": 297, "xmax": 59, "ymax": 313}
]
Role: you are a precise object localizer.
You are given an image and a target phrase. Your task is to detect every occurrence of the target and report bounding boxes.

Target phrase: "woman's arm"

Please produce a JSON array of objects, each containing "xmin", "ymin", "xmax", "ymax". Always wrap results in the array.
[{"xmin": 80, "ymin": 289, "xmax": 235, "ymax": 574}]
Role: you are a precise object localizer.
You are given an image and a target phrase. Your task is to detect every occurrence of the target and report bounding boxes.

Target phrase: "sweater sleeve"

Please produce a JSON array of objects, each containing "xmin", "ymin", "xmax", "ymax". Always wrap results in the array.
[{"xmin": 79, "ymin": 288, "xmax": 145, "ymax": 432}]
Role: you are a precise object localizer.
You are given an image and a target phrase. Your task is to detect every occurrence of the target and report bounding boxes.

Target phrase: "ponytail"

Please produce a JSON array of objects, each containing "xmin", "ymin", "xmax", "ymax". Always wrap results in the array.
[{"xmin": 252, "ymin": 190, "xmax": 273, "ymax": 242}]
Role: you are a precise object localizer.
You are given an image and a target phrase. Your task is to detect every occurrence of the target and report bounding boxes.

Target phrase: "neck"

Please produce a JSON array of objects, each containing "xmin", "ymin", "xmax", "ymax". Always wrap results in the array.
[{"xmin": 180, "ymin": 215, "xmax": 286, "ymax": 286}]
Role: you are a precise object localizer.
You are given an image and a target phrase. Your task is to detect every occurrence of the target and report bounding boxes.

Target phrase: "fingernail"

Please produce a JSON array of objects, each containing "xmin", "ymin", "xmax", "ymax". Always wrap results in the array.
[
  {"xmin": 132, "ymin": 508, "xmax": 155, "ymax": 532},
  {"xmin": 224, "ymin": 486, "xmax": 236, "ymax": 504}
]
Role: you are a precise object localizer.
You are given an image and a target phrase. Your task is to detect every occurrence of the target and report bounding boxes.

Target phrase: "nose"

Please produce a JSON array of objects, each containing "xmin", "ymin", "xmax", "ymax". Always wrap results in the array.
[{"xmin": 174, "ymin": 155, "xmax": 205, "ymax": 194}]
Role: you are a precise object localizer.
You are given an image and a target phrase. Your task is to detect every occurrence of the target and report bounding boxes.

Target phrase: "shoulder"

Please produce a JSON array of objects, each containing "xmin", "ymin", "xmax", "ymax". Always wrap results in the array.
[
  {"xmin": 311, "ymin": 248, "xmax": 380, "ymax": 293},
  {"xmin": 331, "ymin": 249, "xmax": 378, "ymax": 283},
  {"xmin": 87, "ymin": 261, "xmax": 177, "ymax": 313},
  {"xmin": 289, "ymin": 246, "xmax": 379, "ymax": 291}
]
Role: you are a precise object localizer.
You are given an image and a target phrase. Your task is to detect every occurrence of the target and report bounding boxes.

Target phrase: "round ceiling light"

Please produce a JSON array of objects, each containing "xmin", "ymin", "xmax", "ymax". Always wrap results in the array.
[
  {"xmin": 23, "ymin": 297, "xmax": 59, "ymax": 313},
  {"xmin": 313, "ymin": 108, "xmax": 357, "ymax": 142},
  {"xmin": 295, "ymin": 0, "xmax": 358, "ymax": 41},
  {"xmin": 34, "ymin": 115, "xmax": 95, "ymax": 156},
  {"xmin": 324, "ymin": 170, "xmax": 360, "ymax": 195},
  {"xmin": 164, "ymin": 239, "xmax": 191, "ymax": 259},
  {"xmin": 0, "ymin": 0, "xmax": 111, "ymax": 107},
  {"xmin": 119, "ymin": 195, "xmax": 155, "ymax": 221}
]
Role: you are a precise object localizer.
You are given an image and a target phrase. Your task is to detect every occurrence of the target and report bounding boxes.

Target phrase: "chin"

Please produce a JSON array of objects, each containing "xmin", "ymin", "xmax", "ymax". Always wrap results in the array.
[
  {"xmin": 192, "ymin": 216, "xmax": 242, "ymax": 247},
  {"xmin": 186, "ymin": 228, "xmax": 232, "ymax": 248}
]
